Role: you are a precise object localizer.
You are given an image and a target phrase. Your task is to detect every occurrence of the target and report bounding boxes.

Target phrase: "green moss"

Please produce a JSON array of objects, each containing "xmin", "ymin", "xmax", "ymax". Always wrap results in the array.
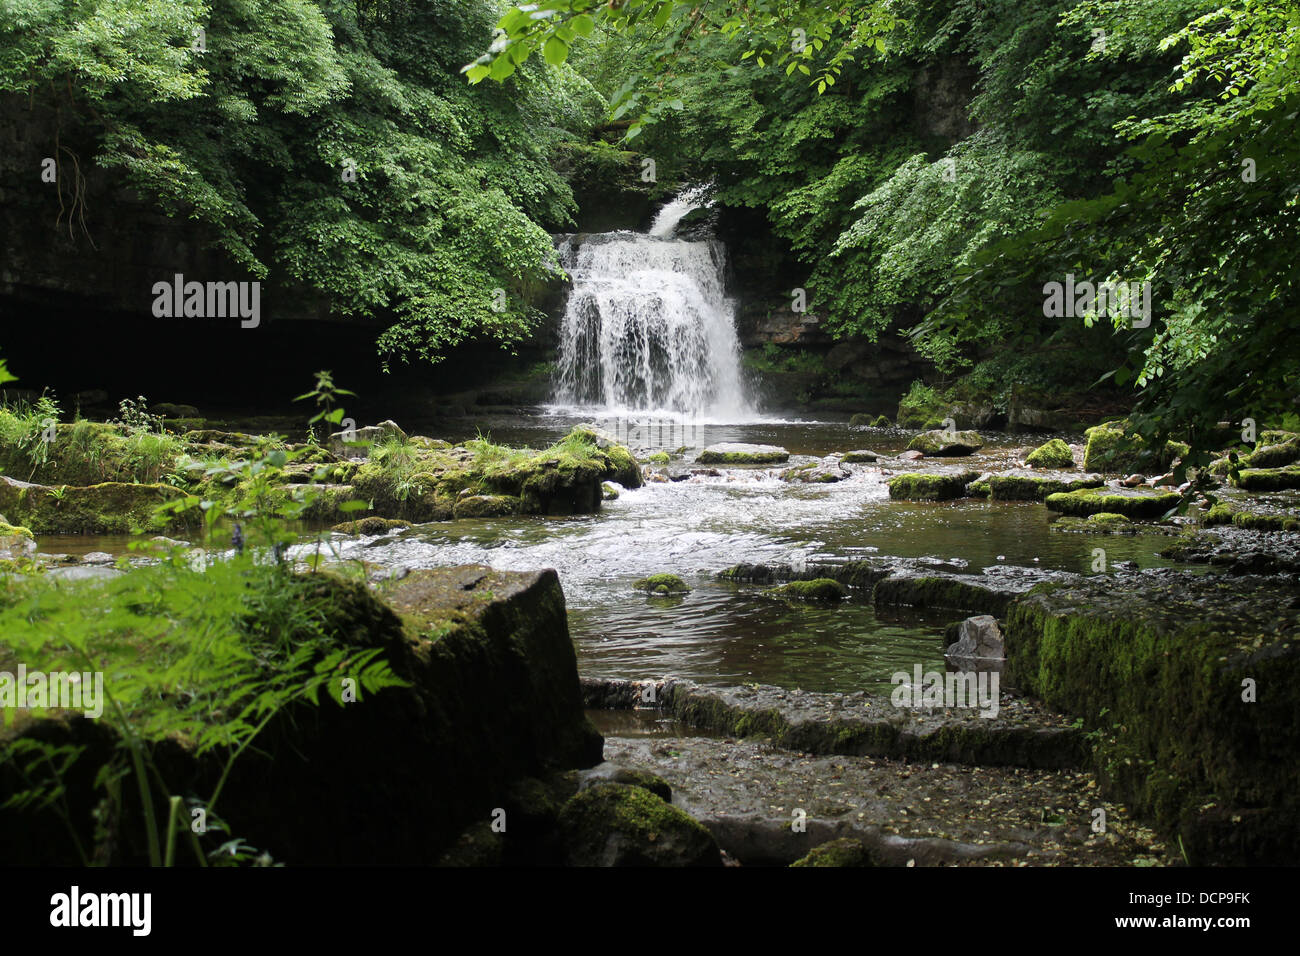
[
  {"xmin": 1005, "ymin": 576, "xmax": 1300, "ymax": 864},
  {"xmin": 1245, "ymin": 437, "xmax": 1300, "ymax": 468},
  {"xmin": 841, "ymin": 450, "xmax": 879, "ymax": 464},
  {"xmin": 557, "ymin": 783, "xmax": 720, "ymax": 867},
  {"xmin": 1045, "ymin": 487, "xmax": 1180, "ymax": 520},
  {"xmin": 452, "ymin": 495, "xmax": 518, "ymax": 519},
  {"xmin": 872, "ymin": 575, "xmax": 1010, "ymax": 616},
  {"xmin": 1026, "ymin": 438, "xmax": 1074, "ymax": 469},
  {"xmin": 696, "ymin": 445, "xmax": 789, "ymax": 465},
  {"xmin": 887, "ymin": 471, "xmax": 979, "ymax": 501},
  {"xmin": 987, "ymin": 475, "xmax": 1103, "ymax": 501},
  {"xmin": 332, "ymin": 517, "xmax": 409, "ymax": 535},
  {"xmin": 0, "ymin": 521, "xmax": 34, "ymax": 540},
  {"xmin": 791, "ymin": 837, "xmax": 874, "ymax": 867},
  {"xmin": 968, "ymin": 479, "xmax": 990, "ymax": 497},
  {"xmin": 1088, "ymin": 512, "xmax": 1130, "ymax": 525},
  {"xmin": 1203, "ymin": 502, "xmax": 1299, "ymax": 531},
  {"xmin": 1236, "ymin": 465, "xmax": 1300, "ymax": 491},
  {"xmin": 633, "ymin": 574, "xmax": 691, "ymax": 594},
  {"xmin": 646, "ymin": 452, "xmax": 670, "ymax": 465},
  {"xmin": 0, "ymin": 479, "xmax": 190, "ymax": 534},
  {"xmin": 1082, "ymin": 422, "xmax": 1188, "ymax": 473},
  {"xmin": 767, "ymin": 578, "xmax": 847, "ymax": 602},
  {"xmin": 849, "ymin": 414, "xmax": 892, "ymax": 428}
]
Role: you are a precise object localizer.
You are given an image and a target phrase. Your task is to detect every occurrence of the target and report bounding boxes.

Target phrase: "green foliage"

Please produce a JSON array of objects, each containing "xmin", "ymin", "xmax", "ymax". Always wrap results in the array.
[
  {"xmin": 1, "ymin": 553, "xmax": 405, "ymax": 865},
  {"xmin": 2, "ymin": 1, "xmax": 606, "ymax": 365},
  {"xmin": 1, "ymin": 374, "xmax": 399, "ymax": 865},
  {"xmin": 0, "ymin": 394, "xmax": 59, "ymax": 479}
]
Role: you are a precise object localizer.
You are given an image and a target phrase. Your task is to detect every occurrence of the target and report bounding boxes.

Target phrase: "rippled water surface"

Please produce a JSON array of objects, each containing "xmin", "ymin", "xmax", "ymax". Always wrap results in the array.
[
  {"xmin": 324, "ymin": 413, "xmax": 1181, "ymax": 693},
  {"xmin": 42, "ymin": 414, "xmax": 1182, "ymax": 693}
]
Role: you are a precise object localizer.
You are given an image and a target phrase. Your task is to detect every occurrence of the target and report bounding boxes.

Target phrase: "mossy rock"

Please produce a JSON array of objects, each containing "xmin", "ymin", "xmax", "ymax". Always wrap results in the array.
[
  {"xmin": 580, "ymin": 766, "xmax": 673, "ymax": 803},
  {"xmin": 1005, "ymin": 573, "xmax": 1300, "ymax": 864},
  {"xmin": 696, "ymin": 443, "xmax": 789, "ymax": 465},
  {"xmin": 0, "ymin": 478, "xmax": 191, "ymax": 534},
  {"xmin": 1089, "ymin": 512, "xmax": 1130, "ymax": 525},
  {"xmin": 842, "ymin": 449, "xmax": 879, "ymax": 464},
  {"xmin": 633, "ymin": 574, "xmax": 690, "ymax": 594},
  {"xmin": 1245, "ymin": 437, "xmax": 1300, "ymax": 469},
  {"xmin": 987, "ymin": 475, "xmax": 1104, "ymax": 501},
  {"xmin": 849, "ymin": 414, "xmax": 893, "ymax": 428},
  {"xmin": 1236, "ymin": 465, "xmax": 1300, "ymax": 491},
  {"xmin": 1202, "ymin": 502, "xmax": 1299, "ymax": 532},
  {"xmin": 332, "ymin": 516, "xmax": 410, "ymax": 535},
  {"xmin": 1045, "ymin": 486, "xmax": 1180, "ymax": 520},
  {"xmin": 601, "ymin": 482, "xmax": 620, "ymax": 500},
  {"xmin": 1082, "ymin": 422, "xmax": 1188, "ymax": 473},
  {"xmin": 1026, "ymin": 438, "xmax": 1074, "ymax": 469},
  {"xmin": 0, "ymin": 521, "xmax": 35, "ymax": 559},
  {"xmin": 887, "ymin": 471, "xmax": 979, "ymax": 501},
  {"xmin": 557, "ymin": 783, "xmax": 721, "ymax": 867},
  {"xmin": 767, "ymin": 578, "xmax": 848, "ymax": 602},
  {"xmin": 646, "ymin": 452, "xmax": 670, "ymax": 465},
  {"xmin": 791, "ymin": 837, "xmax": 874, "ymax": 867},
  {"xmin": 967, "ymin": 479, "xmax": 990, "ymax": 497},
  {"xmin": 907, "ymin": 430, "xmax": 984, "ymax": 457},
  {"xmin": 453, "ymin": 494, "xmax": 518, "ymax": 519}
]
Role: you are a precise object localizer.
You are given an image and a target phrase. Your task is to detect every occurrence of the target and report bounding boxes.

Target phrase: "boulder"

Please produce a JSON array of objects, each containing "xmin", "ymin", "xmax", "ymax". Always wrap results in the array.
[
  {"xmin": 452, "ymin": 495, "xmax": 517, "ymax": 519},
  {"xmin": 0, "ymin": 521, "xmax": 35, "ymax": 560},
  {"xmin": 907, "ymin": 430, "xmax": 984, "ymax": 457},
  {"xmin": 945, "ymin": 615, "xmax": 1005, "ymax": 660},
  {"xmin": 557, "ymin": 783, "xmax": 722, "ymax": 867},
  {"xmin": 633, "ymin": 574, "xmax": 691, "ymax": 594},
  {"xmin": 1082, "ymin": 422, "xmax": 1188, "ymax": 473},
  {"xmin": 842, "ymin": 449, "xmax": 879, "ymax": 463},
  {"xmin": 792, "ymin": 838, "xmax": 875, "ymax": 867},
  {"xmin": 1045, "ymin": 486, "xmax": 1180, "ymax": 520},
  {"xmin": 696, "ymin": 443, "xmax": 789, "ymax": 465},
  {"xmin": 780, "ymin": 460, "xmax": 848, "ymax": 483},
  {"xmin": 577, "ymin": 763, "xmax": 673, "ymax": 802},
  {"xmin": 887, "ymin": 471, "xmax": 980, "ymax": 501},
  {"xmin": 766, "ymin": 579, "xmax": 848, "ymax": 602},
  {"xmin": 1025, "ymin": 438, "xmax": 1074, "ymax": 469}
]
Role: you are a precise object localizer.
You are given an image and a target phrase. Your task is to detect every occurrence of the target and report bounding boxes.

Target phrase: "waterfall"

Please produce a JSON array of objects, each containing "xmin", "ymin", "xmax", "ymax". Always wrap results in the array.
[{"xmin": 552, "ymin": 192, "xmax": 749, "ymax": 419}]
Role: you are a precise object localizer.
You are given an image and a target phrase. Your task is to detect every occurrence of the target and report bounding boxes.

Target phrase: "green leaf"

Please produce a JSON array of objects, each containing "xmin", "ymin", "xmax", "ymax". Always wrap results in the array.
[{"xmin": 542, "ymin": 36, "xmax": 569, "ymax": 67}]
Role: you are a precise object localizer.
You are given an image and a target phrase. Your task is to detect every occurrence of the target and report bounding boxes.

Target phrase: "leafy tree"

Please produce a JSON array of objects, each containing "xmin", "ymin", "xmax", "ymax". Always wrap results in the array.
[{"xmin": 0, "ymin": 0, "xmax": 607, "ymax": 366}]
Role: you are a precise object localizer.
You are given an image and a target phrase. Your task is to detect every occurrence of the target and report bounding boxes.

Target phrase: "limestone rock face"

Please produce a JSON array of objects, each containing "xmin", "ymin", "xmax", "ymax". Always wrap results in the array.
[{"xmin": 945, "ymin": 615, "xmax": 1005, "ymax": 660}]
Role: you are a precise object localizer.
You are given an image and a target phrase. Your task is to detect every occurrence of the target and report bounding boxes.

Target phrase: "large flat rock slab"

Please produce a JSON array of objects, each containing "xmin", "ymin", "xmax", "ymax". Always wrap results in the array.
[
  {"xmin": 600, "ymin": 733, "xmax": 1168, "ymax": 866},
  {"xmin": 582, "ymin": 677, "xmax": 1085, "ymax": 769}
]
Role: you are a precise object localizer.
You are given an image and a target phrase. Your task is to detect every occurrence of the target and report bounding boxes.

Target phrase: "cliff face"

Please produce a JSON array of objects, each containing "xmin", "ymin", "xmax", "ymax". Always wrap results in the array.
[{"xmin": 0, "ymin": 95, "xmax": 278, "ymax": 319}]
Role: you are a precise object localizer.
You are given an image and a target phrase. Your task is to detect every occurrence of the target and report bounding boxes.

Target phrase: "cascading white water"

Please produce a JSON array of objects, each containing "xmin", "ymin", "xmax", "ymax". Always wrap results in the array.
[{"xmin": 552, "ymin": 192, "xmax": 749, "ymax": 419}]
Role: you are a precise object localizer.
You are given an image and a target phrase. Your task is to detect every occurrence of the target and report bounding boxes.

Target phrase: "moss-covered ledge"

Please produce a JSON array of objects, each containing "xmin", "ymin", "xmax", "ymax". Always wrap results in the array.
[{"xmin": 1003, "ymin": 571, "xmax": 1300, "ymax": 864}]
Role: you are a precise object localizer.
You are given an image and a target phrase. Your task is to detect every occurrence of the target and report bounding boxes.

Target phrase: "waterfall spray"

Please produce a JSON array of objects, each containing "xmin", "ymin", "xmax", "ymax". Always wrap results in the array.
[{"xmin": 553, "ymin": 191, "xmax": 749, "ymax": 419}]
